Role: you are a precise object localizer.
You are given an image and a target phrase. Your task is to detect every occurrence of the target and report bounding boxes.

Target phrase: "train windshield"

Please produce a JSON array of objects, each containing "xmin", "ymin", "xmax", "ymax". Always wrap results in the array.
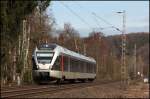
[{"xmin": 36, "ymin": 52, "xmax": 54, "ymax": 64}]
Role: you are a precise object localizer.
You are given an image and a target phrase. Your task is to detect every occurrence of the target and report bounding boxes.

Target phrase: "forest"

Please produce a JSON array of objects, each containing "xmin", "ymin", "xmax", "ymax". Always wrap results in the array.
[{"xmin": 0, "ymin": 1, "xmax": 149, "ymax": 85}]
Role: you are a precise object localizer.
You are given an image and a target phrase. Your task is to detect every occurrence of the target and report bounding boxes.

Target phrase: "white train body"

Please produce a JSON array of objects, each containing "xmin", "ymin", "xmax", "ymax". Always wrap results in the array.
[{"xmin": 32, "ymin": 43, "xmax": 96, "ymax": 82}]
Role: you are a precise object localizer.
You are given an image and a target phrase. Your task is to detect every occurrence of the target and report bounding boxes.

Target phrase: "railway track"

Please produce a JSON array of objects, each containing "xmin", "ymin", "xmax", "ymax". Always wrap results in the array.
[{"xmin": 1, "ymin": 81, "xmax": 119, "ymax": 98}]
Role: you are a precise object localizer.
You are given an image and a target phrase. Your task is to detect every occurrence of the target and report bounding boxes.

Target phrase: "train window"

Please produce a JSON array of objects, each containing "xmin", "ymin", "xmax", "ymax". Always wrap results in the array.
[
  {"xmin": 70, "ymin": 58, "xmax": 72, "ymax": 72},
  {"xmin": 87, "ymin": 63, "xmax": 88, "ymax": 73},
  {"xmin": 77, "ymin": 60, "xmax": 79, "ymax": 72},
  {"xmin": 84, "ymin": 62, "xmax": 87, "ymax": 73},
  {"xmin": 52, "ymin": 56, "xmax": 60, "ymax": 70},
  {"xmin": 80, "ymin": 60, "xmax": 84, "ymax": 72},
  {"xmin": 90, "ymin": 63, "xmax": 92, "ymax": 73},
  {"xmin": 91, "ymin": 63, "xmax": 94, "ymax": 73},
  {"xmin": 64, "ymin": 56, "xmax": 68, "ymax": 71},
  {"xmin": 76, "ymin": 60, "xmax": 79, "ymax": 72},
  {"xmin": 91, "ymin": 64, "xmax": 93, "ymax": 73},
  {"xmin": 89, "ymin": 63, "xmax": 90, "ymax": 73},
  {"xmin": 80, "ymin": 61, "xmax": 84, "ymax": 72},
  {"xmin": 89, "ymin": 63, "xmax": 91, "ymax": 73},
  {"xmin": 75, "ymin": 59, "xmax": 77, "ymax": 72},
  {"xmin": 92, "ymin": 64, "xmax": 95, "ymax": 73},
  {"xmin": 74, "ymin": 59, "xmax": 78, "ymax": 72},
  {"xmin": 94, "ymin": 64, "xmax": 96, "ymax": 73},
  {"xmin": 71, "ymin": 58, "xmax": 74, "ymax": 72},
  {"xmin": 70, "ymin": 58, "xmax": 75, "ymax": 72},
  {"xmin": 77, "ymin": 60, "xmax": 80, "ymax": 72},
  {"xmin": 68, "ymin": 57, "xmax": 96, "ymax": 73},
  {"xmin": 36, "ymin": 52, "xmax": 53, "ymax": 64},
  {"xmin": 68, "ymin": 57, "xmax": 71, "ymax": 72},
  {"xmin": 87, "ymin": 63, "xmax": 89, "ymax": 73},
  {"xmin": 71, "ymin": 58, "xmax": 75, "ymax": 72},
  {"xmin": 93, "ymin": 64, "xmax": 94, "ymax": 73},
  {"xmin": 82, "ymin": 62, "xmax": 84, "ymax": 73},
  {"xmin": 87, "ymin": 64, "xmax": 88, "ymax": 73}
]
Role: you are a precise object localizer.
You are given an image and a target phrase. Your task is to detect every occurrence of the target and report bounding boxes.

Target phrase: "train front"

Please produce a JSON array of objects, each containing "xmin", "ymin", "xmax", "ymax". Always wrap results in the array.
[{"xmin": 32, "ymin": 44, "xmax": 56, "ymax": 83}]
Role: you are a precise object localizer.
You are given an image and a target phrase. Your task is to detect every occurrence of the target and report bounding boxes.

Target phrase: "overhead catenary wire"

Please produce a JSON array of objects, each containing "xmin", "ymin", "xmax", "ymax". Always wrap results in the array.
[
  {"xmin": 92, "ymin": 12, "xmax": 122, "ymax": 32},
  {"xmin": 73, "ymin": 2, "xmax": 104, "ymax": 31},
  {"xmin": 74, "ymin": 1, "xmax": 122, "ymax": 33},
  {"xmin": 92, "ymin": 14, "xmax": 104, "ymax": 30},
  {"xmin": 60, "ymin": 1, "xmax": 93, "ymax": 30},
  {"xmin": 60, "ymin": 1, "xmax": 123, "ymax": 34}
]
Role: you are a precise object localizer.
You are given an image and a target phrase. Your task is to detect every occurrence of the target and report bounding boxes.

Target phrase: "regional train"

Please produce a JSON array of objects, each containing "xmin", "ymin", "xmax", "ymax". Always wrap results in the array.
[{"xmin": 32, "ymin": 43, "xmax": 96, "ymax": 84}]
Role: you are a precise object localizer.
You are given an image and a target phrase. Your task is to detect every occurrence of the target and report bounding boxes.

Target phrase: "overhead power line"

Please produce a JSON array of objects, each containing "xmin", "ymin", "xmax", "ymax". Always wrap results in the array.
[
  {"xmin": 60, "ymin": 1, "xmax": 93, "ymax": 30},
  {"xmin": 92, "ymin": 13, "xmax": 104, "ymax": 30},
  {"xmin": 92, "ymin": 12, "xmax": 122, "ymax": 33},
  {"xmin": 74, "ymin": 1, "xmax": 122, "ymax": 33},
  {"xmin": 92, "ymin": 12, "xmax": 113, "ymax": 26},
  {"xmin": 73, "ymin": 2, "xmax": 104, "ymax": 30},
  {"xmin": 61, "ymin": 1, "xmax": 122, "ymax": 33}
]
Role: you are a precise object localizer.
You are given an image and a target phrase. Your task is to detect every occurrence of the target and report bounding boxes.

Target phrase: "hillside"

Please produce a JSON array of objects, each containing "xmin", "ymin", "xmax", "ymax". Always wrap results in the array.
[
  {"xmin": 106, "ymin": 32, "xmax": 149, "ymax": 56},
  {"xmin": 106, "ymin": 32, "xmax": 149, "ymax": 77}
]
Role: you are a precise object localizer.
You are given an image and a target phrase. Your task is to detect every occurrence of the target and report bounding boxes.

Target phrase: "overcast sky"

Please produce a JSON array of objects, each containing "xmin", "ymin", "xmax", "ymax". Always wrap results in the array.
[{"xmin": 47, "ymin": 1, "xmax": 149, "ymax": 37}]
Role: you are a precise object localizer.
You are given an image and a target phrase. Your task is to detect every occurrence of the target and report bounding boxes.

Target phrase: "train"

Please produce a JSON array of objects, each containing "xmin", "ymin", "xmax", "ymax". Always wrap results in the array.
[{"xmin": 32, "ymin": 43, "xmax": 96, "ymax": 84}]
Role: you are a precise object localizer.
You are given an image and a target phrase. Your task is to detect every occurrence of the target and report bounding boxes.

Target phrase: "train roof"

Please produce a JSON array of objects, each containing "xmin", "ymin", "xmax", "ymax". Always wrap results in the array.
[{"xmin": 38, "ymin": 43, "xmax": 96, "ymax": 63}]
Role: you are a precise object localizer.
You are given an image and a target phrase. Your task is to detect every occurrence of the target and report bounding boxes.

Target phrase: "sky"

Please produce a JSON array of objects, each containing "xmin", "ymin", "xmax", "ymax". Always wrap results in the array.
[{"xmin": 47, "ymin": 1, "xmax": 149, "ymax": 37}]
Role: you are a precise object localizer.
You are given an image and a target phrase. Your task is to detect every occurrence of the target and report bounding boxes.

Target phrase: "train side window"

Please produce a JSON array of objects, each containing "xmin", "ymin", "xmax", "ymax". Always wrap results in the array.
[
  {"xmin": 88, "ymin": 63, "xmax": 91, "ymax": 73},
  {"xmin": 93, "ymin": 64, "xmax": 95, "ymax": 73},
  {"xmin": 80, "ymin": 60, "xmax": 83, "ymax": 72},
  {"xmin": 89, "ymin": 63, "xmax": 91, "ymax": 73},
  {"xmin": 91, "ymin": 63, "xmax": 93, "ymax": 73},
  {"xmin": 71, "ymin": 58, "xmax": 75, "ymax": 72},
  {"xmin": 87, "ymin": 63, "xmax": 89, "ymax": 73},
  {"xmin": 92, "ymin": 64, "xmax": 94, "ymax": 73},
  {"xmin": 72, "ymin": 58, "xmax": 75, "ymax": 72},
  {"xmin": 70, "ymin": 58, "xmax": 72, "ymax": 72},
  {"xmin": 64, "ymin": 56, "xmax": 68, "ymax": 71},
  {"xmin": 77, "ymin": 60, "xmax": 79, "ymax": 72},
  {"xmin": 84, "ymin": 62, "xmax": 86, "ymax": 73},
  {"xmin": 71, "ymin": 58, "xmax": 74, "ymax": 72},
  {"xmin": 71, "ymin": 58, "xmax": 73, "ymax": 72},
  {"xmin": 94, "ymin": 64, "xmax": 96, "ymax": 73},
  {"xmin": 76, "ymin": 59, "xmax": 79, "ymax": 72},
  {"xmin": 74, "ymin": 59, "xmax": 78, "ymax": 72},
  {"xmin": 90, "ymin": 63, "xmax": 92, "ymax": 73},
  {"xmin": 85, "ymin": 62, "xmax": 87, "ymax": 73},
  {"xmin": 78, "ymin": 60, "xmax": 80, "ymax": 72},
  {"xmin": 80, "ymin": 61, "xmax": 84, "ymax": 72},
  {"xmin": 52, "ymin": 56, "xmax": 60, "ymax": 70},
  {"xmin": 68, "ymin": 57, "xmax": 70, "ymax": 72}
]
